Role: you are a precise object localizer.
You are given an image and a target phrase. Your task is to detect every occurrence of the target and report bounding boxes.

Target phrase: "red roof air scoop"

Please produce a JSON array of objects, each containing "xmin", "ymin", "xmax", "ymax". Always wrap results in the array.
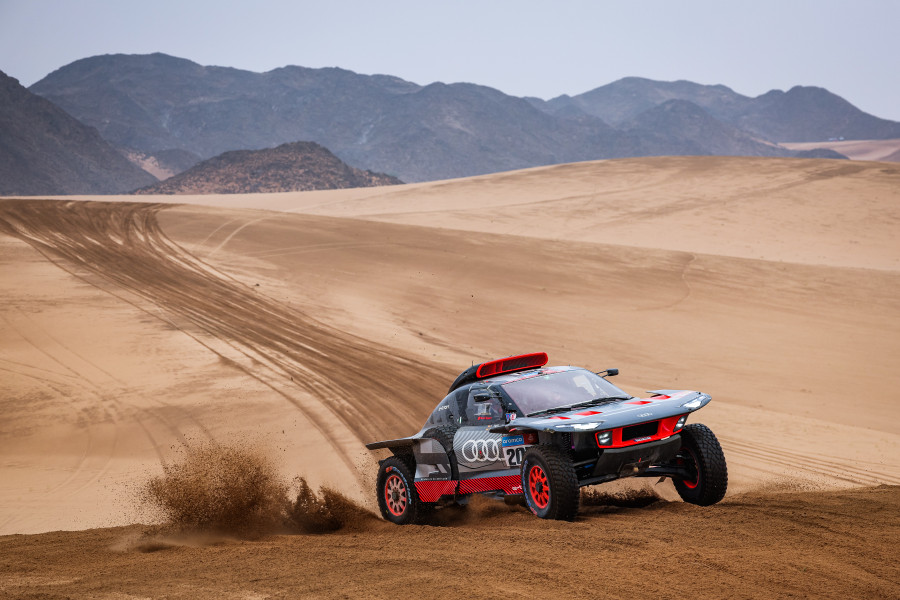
[{"xmin": 476, "ymin": 352, "xmax": 549, "ymax": 379}]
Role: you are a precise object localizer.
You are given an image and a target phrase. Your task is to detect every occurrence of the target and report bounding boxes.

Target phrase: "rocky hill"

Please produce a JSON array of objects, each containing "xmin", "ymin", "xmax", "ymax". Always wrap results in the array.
[
  {"xmin": 0, "ymin": 70, "xmax": 157, "ymax": 195},
  {"xmin": 133, "ymin": 141, "xmax": 402, "ymax": 194}
]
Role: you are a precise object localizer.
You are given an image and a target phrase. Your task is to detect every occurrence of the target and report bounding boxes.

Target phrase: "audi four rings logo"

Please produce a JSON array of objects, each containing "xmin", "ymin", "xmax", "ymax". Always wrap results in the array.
[{"xmin": 461, "ymin": 439, "xmax": 501, "ymax": 462}]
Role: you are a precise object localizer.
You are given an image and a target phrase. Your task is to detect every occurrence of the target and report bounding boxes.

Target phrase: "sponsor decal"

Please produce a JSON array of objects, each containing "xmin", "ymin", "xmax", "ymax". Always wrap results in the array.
[
  {"xmin": 505, "ymin": 446, "xmax": 526, "ymax": 467},
  {"xmin": 633, "ymin": 436, "xmax": 652, "ymax": 442},
  {"xmin": 502, "ymin": 435, "xmax": 525, "ymax": 447},
  {"xmin": 637, "ymin": 412, "xmax": 653, "ymax": 418},
  {"xmin": 505, "ymin": 412, "xmax": 517, "ymax": 422},
  {"xmin": 461, "ymin": 439, "xmax": 502, "ymax": 462},
  {"xmin": 501, "ymin": 433, "xmax": 537, "ymax": 467}
]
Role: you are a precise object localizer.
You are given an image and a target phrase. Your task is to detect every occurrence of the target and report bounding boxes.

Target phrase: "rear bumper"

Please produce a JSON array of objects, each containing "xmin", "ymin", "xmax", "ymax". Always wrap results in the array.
[{"xmin": 590, "ymin": 434, "xmax": 682, "ymax": 478}]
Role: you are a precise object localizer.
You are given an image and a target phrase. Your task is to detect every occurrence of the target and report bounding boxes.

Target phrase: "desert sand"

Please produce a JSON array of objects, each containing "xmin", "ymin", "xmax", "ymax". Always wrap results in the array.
[
  {"xmin": 1, "ymin": 156, "xmax": 899, "ymax": 597},
  {"xmin": 782, "ymin": 138, "xmax": 900, "ymax": 162}
]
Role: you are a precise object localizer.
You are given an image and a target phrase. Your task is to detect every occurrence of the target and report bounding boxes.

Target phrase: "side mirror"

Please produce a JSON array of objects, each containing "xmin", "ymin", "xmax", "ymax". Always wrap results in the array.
[
  {"xmin": 473, "ymin": 391, "xmax": 492, "ymax": 402},
  {"xmin": 599, "ymin": 368, "xmax": 619, "ymax": 377}
]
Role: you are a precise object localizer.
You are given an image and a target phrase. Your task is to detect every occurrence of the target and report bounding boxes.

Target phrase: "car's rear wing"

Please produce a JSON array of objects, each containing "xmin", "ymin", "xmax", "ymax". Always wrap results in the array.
[{"xmin": 365, "ymin": 437, "xmax": 418, "ymax": 451}]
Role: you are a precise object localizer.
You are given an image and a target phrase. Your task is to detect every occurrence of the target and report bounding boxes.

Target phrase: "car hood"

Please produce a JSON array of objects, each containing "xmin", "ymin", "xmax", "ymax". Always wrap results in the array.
[{"xmin": 489, "ymin": 389, "xmax": 711, "ymax": 434}]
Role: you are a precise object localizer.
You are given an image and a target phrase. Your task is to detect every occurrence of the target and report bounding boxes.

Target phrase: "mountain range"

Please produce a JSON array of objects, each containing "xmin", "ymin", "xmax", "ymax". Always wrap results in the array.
[
  {"xmin": 30, "ymin": 53, "xmax": 900, "ymax": 183},
  {"xmin": 4, "ymin": 52, "xmax": 900, "ymax": 193},
  {"xmin": 544, "ymin": 77, "xmax": 900, "ymax": 142}
]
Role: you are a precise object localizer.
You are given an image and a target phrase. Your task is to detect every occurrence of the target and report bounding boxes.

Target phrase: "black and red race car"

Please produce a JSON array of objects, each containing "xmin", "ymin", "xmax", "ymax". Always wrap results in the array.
[{"xmin": 367, "ymin": 353, "xmax": 727, "ymax": 523}]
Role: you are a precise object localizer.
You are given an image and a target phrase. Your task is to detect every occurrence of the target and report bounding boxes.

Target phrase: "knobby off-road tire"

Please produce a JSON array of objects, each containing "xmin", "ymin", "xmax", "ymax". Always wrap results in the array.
[
  {"xmin": 521, "ymin": 445, "xmax": 580, "ymax": 521},
  {"xmin": 673, "ymin": 423, "xmax": 728, "ymax": 506},
  {"xmin": 422, "ymin": 426, "xmax": 459, "ymax": 480},
  {"xmin": 376, "ymin": 457, "xmax": 433, "ymax": 525}
]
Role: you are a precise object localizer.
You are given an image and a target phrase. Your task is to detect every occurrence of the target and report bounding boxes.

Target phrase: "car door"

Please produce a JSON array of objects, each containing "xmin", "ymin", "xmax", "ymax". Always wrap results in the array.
[{"xmin": 452, "ymin": 388, "xmax": 508, "ymax": 476}]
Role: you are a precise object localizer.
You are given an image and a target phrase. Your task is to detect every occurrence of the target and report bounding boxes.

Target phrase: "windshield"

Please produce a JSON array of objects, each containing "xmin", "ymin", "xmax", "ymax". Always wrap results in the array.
[{"xmin": 501, "ymin": 368, "xmax": 630, "ymax": 416}]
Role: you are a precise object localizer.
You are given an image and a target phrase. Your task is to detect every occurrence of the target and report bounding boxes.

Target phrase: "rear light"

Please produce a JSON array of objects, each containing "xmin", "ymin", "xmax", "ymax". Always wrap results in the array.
[
  {"xmin": 595, "ymin": 430, "xmax": 613, "ymax": 447},
  {"xmin": 675, "ymin": 415, "xmax": 688, "ymax": 432}
]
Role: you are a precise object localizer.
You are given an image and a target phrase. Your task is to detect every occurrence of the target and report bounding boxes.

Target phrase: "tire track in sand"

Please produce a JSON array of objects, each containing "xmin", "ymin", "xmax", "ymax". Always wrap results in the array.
[
  {"xmin": 0, "ymin": 200, "xmax": 451, "ymax": 487},
  {"xmin": 0, "ymin": 307, "xmax": 207, "ymax": 496},
  {"xmin": 720, "ymin": 436, "xmax": 900, "ymax": 487}
]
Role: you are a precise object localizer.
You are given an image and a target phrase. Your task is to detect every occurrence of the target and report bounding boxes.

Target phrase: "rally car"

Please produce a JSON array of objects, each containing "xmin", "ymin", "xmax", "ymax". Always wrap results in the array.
[{"xmin": 367, "ymin": 352, "xmax": 727, "ymax": 523}]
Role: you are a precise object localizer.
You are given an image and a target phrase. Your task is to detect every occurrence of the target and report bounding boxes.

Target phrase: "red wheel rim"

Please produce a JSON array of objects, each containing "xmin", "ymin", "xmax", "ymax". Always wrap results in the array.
[
  {"xmin": 384, "ymin": 474, "xmax": 408, "ymax": 516},
  {"xmin": 678, "ymin": 447, "xmax": 700, "ymax": 489},
  {"xmin": 528, "ymin": 464, "xmax": 550, "ymax": 509}
]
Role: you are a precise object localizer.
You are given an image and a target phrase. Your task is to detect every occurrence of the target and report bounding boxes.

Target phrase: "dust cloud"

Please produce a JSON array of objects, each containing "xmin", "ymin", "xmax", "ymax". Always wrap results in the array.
[{"xmin": 139, "ymin": 441, "xmax": 376, "ymax": 541}]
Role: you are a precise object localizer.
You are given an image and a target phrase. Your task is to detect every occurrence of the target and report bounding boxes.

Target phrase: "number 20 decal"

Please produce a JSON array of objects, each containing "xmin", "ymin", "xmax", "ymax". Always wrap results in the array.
[{"xmin": 505, "ymin": 446, "xmax": 526, "ymax": 467}]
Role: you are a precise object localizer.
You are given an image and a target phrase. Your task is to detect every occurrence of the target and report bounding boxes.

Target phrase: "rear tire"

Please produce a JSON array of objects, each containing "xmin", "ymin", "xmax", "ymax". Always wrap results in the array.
[
  {"xmin": 673, "ymin": 423, "xmax": 728, "ymax": 506},
  {"xmin": 521, "ymin": 446, "xmax": 580, "ymax": 521},
  {"xmin": 376, "ymin": 457, "xmax": 433, "ymax": 525}
]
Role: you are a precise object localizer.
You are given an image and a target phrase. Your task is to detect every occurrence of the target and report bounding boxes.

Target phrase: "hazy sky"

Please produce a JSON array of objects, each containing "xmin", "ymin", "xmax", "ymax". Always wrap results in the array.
[{"xmin": 1, "ymin": 0, "xmax": 898, "ymax": 120}]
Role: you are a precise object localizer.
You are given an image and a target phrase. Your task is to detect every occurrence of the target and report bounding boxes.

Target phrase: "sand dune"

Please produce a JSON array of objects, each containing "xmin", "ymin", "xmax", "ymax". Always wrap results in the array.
[
  {"xmin": 1, "ymin": 156, "xmax": 899, "ymax": 596},
  {"xmin": 71, "ymin": 156, "xmax": 900, "ymax": 270}
]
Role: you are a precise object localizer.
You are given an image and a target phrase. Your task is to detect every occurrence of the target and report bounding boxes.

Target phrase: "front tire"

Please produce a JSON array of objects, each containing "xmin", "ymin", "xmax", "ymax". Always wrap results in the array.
[
  {"xmin": 521, "ymin": 446, "xmax": 580, "ymax": 520},
  {"xmin": 673, "ymin": 423, "xmax": 728, "ymax": 506},
  {"xmin": 376, "ymin": 457, "xmax": 433, "ymax": 525}
]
